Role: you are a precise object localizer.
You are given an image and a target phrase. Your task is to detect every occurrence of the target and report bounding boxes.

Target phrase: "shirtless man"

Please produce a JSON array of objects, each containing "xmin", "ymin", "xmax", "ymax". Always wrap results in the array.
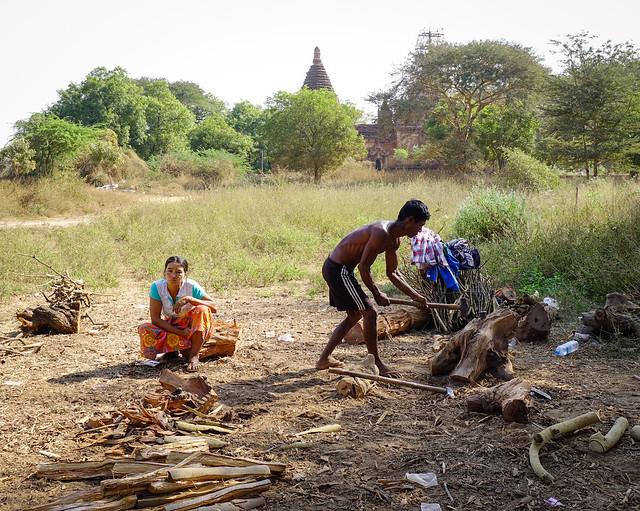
[{"xmin": 316, "ymin": 199, "xmax": 431, "ymax": 378}]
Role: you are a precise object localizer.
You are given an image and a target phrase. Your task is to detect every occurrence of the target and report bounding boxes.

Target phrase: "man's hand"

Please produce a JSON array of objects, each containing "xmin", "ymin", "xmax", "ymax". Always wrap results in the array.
[
  {"xmin": 374, "ymin": 292, "xmax": 391, "ymax": 306},
  {"xmin": 173, "ymin": 296, "xmax": 193, "ymax": 314},
  {"xmin": 413, "ymin": 295, "xmax": 429, "ymax": 308}
]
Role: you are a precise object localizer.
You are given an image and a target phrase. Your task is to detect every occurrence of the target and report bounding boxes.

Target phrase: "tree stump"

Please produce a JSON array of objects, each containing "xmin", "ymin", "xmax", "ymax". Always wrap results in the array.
[
  {"xmin": 430, "ymin": 308, "xmax": 520, "ymax": 383},
  {"xmin": 576, "ymin": 293, "xmax": 640, "ymax": 338},
  {"xmin": 514, "ymin": 303, "xmax": 551, "ymax": 342},
  {"xmin": 466, "ymin": 378, "xmax": 533, "ymax": 423},
  {"xmin": 344, "ymin": 307, "xmax": 430, "ymax": 344}
]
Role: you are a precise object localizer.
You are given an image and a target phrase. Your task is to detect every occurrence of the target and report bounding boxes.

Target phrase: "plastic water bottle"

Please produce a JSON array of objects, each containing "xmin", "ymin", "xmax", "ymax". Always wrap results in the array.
[{"xmin": 554, "ymin": 340, "xmax": 579, "ymax": 356}]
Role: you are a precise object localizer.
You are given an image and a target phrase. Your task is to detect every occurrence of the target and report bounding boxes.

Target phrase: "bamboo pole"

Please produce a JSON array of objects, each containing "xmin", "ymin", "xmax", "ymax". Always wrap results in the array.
[{"xmin": 168, "ymin": 465, "xmax": 271, "ymax": 482}]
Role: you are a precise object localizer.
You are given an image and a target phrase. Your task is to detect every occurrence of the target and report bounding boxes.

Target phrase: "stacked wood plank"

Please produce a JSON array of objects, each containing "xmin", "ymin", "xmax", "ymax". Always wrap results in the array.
[
  {"xmin": 200, "ymin": 320, "xmax": 241, "ymax": 359},
  {"xmin": 30, "ymin": 450, "xmax": 286, "ymax": 511}
]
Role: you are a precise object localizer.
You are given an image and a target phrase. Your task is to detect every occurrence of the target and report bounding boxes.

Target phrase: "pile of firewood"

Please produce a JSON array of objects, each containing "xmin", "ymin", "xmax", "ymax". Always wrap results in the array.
[
  {"xmin": 79, "ymin": 370, "xmax": 231, "ymax": 456},
  {"xmin": 30, "ymin": 450, "xmax": 285, "ymax": 511},
  {"xmin": 402, "ymin": 260, "xmax": 496, "ymax": 332},
  {"xmin": 16, "ymin": 255, "xmax": 94, "ymax": 335}
]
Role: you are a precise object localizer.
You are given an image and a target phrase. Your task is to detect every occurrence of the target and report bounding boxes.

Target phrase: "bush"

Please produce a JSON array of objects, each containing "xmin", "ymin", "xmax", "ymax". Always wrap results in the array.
[
  {"xmin": 498, "ymin": 147, "xmax": 560, "ymax": 191},
  {"xmin": 452, "ymin": 186, "xmax": 526, "ymax": 241},
  {"xmin": 153, "ymin": 149, "xmax": 248, "ymax": 188},
  {"xmin": 0, "ymin": 138, "xmax": 36, "ymax": 178},
  {"xmin": 393, "ymin": 148, "xmax": 409, "ymax": 160}
]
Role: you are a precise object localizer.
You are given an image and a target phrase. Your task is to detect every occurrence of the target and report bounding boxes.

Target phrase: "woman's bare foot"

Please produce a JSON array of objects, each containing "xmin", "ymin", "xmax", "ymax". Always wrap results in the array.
[
  {"xmin": 186, "ymin": 355, "xmax": 200, "ymax": 372},
  {"xmin": 315, "ymin": 356, "xmax": 345, "ymax": 370}
]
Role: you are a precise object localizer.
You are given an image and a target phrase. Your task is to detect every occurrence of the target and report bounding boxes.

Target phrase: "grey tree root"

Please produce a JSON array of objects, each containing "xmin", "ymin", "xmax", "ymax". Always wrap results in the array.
[
  {"xmin": 529, "ymin": 411, "xmax": 600, "ymax": 483},
  {"xmin": 589, "ymin": 417, "xmax": 629, "ymax": 453}
]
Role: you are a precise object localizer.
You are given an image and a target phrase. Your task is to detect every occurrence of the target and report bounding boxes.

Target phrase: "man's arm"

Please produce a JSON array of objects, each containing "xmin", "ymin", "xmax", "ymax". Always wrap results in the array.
[
  {"xmin": 357, "ymin": 229, "xmax": 389, "ymax": 306},
  {"xmin": 385, "ymin": 249, "xmax": 428, "ymax": 303}
]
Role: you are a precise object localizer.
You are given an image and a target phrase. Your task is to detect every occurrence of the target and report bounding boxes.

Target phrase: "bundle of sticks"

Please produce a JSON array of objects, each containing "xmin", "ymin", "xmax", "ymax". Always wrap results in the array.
[
  {"xmin": 30, "ymin": 450, "xmax": 286, "ymax": 511},
  {"xmin": 16, "ymin": 255, "xmax": 95, "ymax": 335},
  {"xmin": 401, "ymin": 259, "xmax": 496, "ymax": 332},
  {"xmin": 79, "ymin": 370, "xmax": 232, "ymax": 456}
]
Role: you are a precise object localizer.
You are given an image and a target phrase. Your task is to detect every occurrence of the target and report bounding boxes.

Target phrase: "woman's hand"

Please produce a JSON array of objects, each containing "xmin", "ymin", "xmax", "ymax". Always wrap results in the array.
[{"xmin": 173, "ymin": 296, "xmax": 194, "ymax": 314}]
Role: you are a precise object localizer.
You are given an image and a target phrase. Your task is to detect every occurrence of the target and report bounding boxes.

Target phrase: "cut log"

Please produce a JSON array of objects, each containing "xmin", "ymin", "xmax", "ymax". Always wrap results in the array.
[
  {"xmin": 35, "ymin": 458, "xmax": 127, "ymax": 480},
  {"xmin": 344, "ymin": 307, "xmax": 430, "ymax": 344},
  {"xmin": 30, "ymin": 496, "xmax": 137, "ymax": 511},
  {"xmin": 529, "ymin": 411, "xmax": 600, "ymax": 483},
  {"xmin": 336, "ymin": 354, "xmax": 379, "ymax": 398},
  {"xmin": 166, "ymin": 453, "xmax": 286, "ymax": 477},
  {"xmin": 195, "ymin": 497, "xmax": 266, "ymax": 511},
  {"xmin": 17, "ymin": 305, "xmax": 79, "ymax": 335},
  {"xmin": 200, "ymin": 320, "xmax": 241, "ymax": 359},
  {"xmin": 466, "ymin": 378, "xmax": 533, "ymax": 423},
  {"xmin": 577, "ymin": 293, "xmax": 640, "ymax": 339},
  {"xmin": 514, "ymin": 303, "xmax": 551, "ymax": 342},
  {"xmin": 147, "ymin": 479, "xmax": 223, "ymax": 495},
  {"xmin": 112, "ymin": 461, "xmax": 170, "ymax": 477},
  {"xmin": 168, "ymin": 465, "xmax": 271, "ymax": 482},
  {"xmin": 137, "ymin": 480, "xmax": 238, "ymax": 507},
  {"xmin": 589, "ymin": 417, "xmax": 629, "ymax": 453},
  {"xmin": 163, "ymin": 479, "xmax": 271, "ymax": 511},
  {"xmin": 430, "ymin": 308, "xmax": 520, "ymax": 383},
  {"xmin": 26, "ymin": 488, "xmax": 103, "ymax": 511}
]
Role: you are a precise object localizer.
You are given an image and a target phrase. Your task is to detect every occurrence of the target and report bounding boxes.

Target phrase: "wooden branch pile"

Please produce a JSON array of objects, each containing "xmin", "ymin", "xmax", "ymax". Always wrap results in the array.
[
  {"xmin": 575, "ymin": 292, "xmax": 640, "ymax": 341},
  {"xmin": 0, "ymin": 334, "xmax": 43, "ymax": 357},
  {"xmin": 401, "ymin": 259, "xmax": 496, "ymax": 332},
  {"xmin": 78, "ymin": 370, "xmax": 233, "ymax": 456},
  {"xmin": 16, "ymin": 255, "xmax": 95, "ymax": 335},
  {"xmin": 29, "ymin": 450, "xmax": 286, "ymax": 511}
]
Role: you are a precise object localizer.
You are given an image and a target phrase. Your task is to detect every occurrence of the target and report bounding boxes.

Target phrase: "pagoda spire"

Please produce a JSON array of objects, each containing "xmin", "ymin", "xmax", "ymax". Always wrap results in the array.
[{"xmin": 302, "ymin": 46, "xmax": 333, "ymax": 91}]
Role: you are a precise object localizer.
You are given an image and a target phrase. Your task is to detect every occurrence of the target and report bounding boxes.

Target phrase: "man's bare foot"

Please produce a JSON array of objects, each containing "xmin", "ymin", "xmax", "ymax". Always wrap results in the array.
[
  {"xmin": 186, "ymin": 355, "xmax": 200, "ymax": 372},
  {"xmin": 315, "ymin": 356, "xmax": 345, "ymax": 370},
  {"xmin": 378, "ymin": 364, "xmax": 401, "ymax": 379}
]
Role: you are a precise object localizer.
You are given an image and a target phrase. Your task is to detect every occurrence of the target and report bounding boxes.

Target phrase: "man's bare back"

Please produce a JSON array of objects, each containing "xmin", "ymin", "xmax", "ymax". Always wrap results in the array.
[{"xmin": 329, "ymin": 221, "xmax": 401, "ymax": 269}]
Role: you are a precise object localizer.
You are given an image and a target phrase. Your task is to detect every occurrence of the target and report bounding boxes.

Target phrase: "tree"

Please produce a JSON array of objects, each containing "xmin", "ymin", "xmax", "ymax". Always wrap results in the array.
[
  {"xmin": 543, "ymin": 33, "xmax": 640, "ymax": 177},
  {"xmin": 264, "ymin": 88, "xmax": 365, "ymax": 183},
  {"xmin": 0, "ymin": 137, "xmax": 36, "ymax": 178},
  {"xmin": 228, "ymin": 101, "xmax": 270, "ymax": 169},
  {"xmin": 16, "ymin": 114, "xmax": 101, "ymax": 176},
  {"xmin": 168, "ymin": 81, "xmax": 227, "ymax": 122},
  {"xmin": 50, "ymin": 67, "xmax": 147, "ymax": 149},
  {"xmin": 189, "ymin": 113, "xmax": 254, "ymax": 159},
  {"xmin": 474, "ymin": 101, "xmax": 539, "ymax": 169},
  {"xmin": 137, "ymin": 79, "xmax": 195, "ymax": 159},
  {"xmin": 393, "ymin": 40, "xmax": 546, "ymax": 162}
]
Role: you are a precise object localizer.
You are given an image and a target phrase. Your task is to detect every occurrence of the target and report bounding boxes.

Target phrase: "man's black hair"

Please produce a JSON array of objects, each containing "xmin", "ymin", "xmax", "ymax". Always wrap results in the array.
[{"xmin": 397, "ymin": 199, "xmax": 430, "ymax": 222}]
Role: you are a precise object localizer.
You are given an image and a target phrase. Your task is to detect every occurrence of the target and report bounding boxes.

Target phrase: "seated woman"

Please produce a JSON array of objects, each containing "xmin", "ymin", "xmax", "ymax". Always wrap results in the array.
[{"xmin": 138, "ymin": 256, "xmax": 217, "ymax": 372}]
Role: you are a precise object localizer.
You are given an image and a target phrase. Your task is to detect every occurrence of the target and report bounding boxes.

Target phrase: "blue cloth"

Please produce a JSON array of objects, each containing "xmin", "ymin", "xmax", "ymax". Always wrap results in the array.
[
  {"xmin": 426, "ymin": 266, "xmax": 460, "ymax": 292},
  {"xmin": 150, "ymin": 278, "xmax": 206, "ymax": 302}
]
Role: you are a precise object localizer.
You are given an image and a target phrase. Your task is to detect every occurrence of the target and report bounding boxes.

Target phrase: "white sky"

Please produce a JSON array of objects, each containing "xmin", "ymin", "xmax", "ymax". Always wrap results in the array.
[{"xmin": 1, "ymin": 0, "xmax": 638, "ymax": 146}]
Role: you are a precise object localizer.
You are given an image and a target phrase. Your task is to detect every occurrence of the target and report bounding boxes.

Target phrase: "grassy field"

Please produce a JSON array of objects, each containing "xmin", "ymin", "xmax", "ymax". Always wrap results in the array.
[{"xmin": 1, "ymin": 175, "xmax": 638, "ymax": 314}]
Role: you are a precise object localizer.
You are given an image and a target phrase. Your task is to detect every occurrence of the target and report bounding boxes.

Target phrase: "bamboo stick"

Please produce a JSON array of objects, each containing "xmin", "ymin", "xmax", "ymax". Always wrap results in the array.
[
  {"xmin": 176, "ymin": 421, "xmax": 234, "ymax": 435},
  {"xmin": 294, "ymin": 424, "xmax": 342, "ymax": 437},
  {"xmin": 328, "ymin": 368, "xmax": 449, "ymax": 394},
  {"xmin": 589, "ymin": 417, "xmax": 629, "ymax": 453},
  {"xmin": 168, "ymin": 465, "xmax": 271, "ymax": 482},
  {"xmin": 163, "ymin": 435, "xmax": 227, "ymax": 449}
]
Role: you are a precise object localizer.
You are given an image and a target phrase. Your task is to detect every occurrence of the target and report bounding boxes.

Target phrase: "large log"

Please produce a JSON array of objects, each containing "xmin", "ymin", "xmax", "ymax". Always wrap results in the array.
[
  {"xmin": 430, "ymin": 308, "xmax": 520, "ymax": 383},
  {"xmin": 166, "ymin": 453, "xmax": 286, "ymax": 477},
  {"xmin": 163, "ymin": 479, "xmax": 271, "ymax": 511},
  {"xmin": 466, "ymin": 378, "xmax": 533, "ymax": 423},
  {"xmin": 16, "ymin": 305, "xmax": 79, "ymax": 334},
  {"xmin": 35, "ymin": 458, "xmax": 128, "ymax": 480},
  {"xmin": 344, "ymin": 307, "xmax": 430, "ymax": 344},
  {"xmin": 514, "ymin": 303, "xmax": 551, "ymax": 342}
]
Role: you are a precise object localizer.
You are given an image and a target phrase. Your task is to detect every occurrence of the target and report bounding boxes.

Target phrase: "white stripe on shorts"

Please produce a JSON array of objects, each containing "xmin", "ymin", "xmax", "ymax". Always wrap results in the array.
[{"xmin": 341, "ymin": 266, "xmax": 366, "ymax": 310}]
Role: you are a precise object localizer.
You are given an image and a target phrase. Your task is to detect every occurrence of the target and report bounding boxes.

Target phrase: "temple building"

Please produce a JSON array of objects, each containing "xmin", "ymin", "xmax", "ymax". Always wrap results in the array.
[{"xmin": 301, "ymin": 47, "xmax": 425, "ymax": 169}]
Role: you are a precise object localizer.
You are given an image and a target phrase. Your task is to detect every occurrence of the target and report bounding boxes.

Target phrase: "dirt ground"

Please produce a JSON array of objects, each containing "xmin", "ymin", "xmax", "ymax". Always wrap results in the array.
[{"xmin": 0, "ymin": 279, "xmax": 638, "ymax": 511}]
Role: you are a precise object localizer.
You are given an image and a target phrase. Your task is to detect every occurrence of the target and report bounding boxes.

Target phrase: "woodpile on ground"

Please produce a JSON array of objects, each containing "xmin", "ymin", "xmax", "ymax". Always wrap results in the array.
[
  {"xmin": 575, "ymin": 292, "xmax": 640, "ymax": 340},
  {"xmin": 16, "ymin": 255, "xmax": 95, "ymax": 335},
  {"xmin": 28, "ymin": 369, "xmax": 286, "ymax": 510},
  {"xmin": 30, "ymin": 450, "xmax": 285, "ymax": 510},
  {"xmin": 78, "ymin": 370, "xmax": 232, "ymax": 456}
]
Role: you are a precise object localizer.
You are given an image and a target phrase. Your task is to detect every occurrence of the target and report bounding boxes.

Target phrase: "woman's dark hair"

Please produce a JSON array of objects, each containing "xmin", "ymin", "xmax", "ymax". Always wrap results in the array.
[
  {"xmin": 397, "ymin": 199, "xmax": 430, "ymax": 222},
  {"xmin": 164, "ymin": 256, "xmax": 189, "ymax": 272}
]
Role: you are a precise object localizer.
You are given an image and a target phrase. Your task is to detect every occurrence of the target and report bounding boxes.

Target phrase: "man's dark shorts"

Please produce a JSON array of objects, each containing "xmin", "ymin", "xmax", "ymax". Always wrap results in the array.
[{"xmin": 322, "ymin": 258, "xmax": 373, "ymax": 311}]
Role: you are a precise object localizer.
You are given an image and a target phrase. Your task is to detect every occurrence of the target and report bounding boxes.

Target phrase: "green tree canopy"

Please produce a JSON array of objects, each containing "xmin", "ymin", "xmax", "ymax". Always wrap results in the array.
[
  {"xmin": 474, "ymin": 101, "xmax": 539, "ymax": 169},
  {"xmin": 189, "ymin": 113, "xmax": 253, "ymax": 159},
  {"xmin": 16, "ymin": 114, "xmax": 103, "ymax": 176},
  {"xmin": 168, "ymin": 81, "xmax": 227, "ymax": 122},
  {"xmin": 50, "ymin": 67, "xmax": 147, "ymax": 149},
  {"xmin": 137, "ymin": 79, "xmax": 195, "ymax": 159},
  {"xmin": 263, "ymin": 88, "xmax": 365, "ymax": 183},
  {"xmin": 542, "ymin": 33, "xmax": 640, "ymax": 176}
]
